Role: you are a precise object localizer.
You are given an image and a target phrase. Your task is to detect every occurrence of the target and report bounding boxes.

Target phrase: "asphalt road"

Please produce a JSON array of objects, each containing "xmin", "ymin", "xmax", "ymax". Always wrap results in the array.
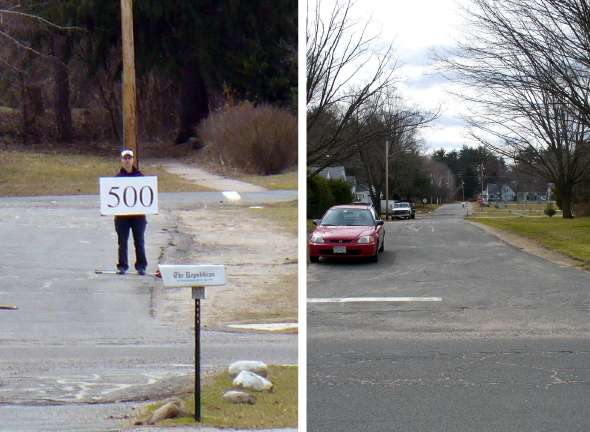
[
  {"xmin": 308, "ymin": 203, "xmax": 590, "ymax": 432},
  {"xmin": 0, "ymin": 192, "xmax": 297, "ymax": 431}
]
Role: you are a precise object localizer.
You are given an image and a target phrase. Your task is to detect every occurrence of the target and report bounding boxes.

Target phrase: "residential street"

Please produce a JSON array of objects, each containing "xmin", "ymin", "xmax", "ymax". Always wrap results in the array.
[
  {"xmin": 0, "ymin": 191, "xmax": 297, "ymax": 431},
  {"xmin": 308, "ymin": 203, "xmax": 590, "ymax": 432}
]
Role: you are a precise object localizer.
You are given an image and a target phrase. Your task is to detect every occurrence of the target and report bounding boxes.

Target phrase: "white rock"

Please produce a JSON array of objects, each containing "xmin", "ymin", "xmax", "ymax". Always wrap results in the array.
[
  {"xmin": 233, "ymin": 370, "xmax": 274, "ymax": 392},
  {"xmin": 223, "ymin": 390, "xmax": 256, "ymax": 404},
  {"xmin": 148, "ymin": 401, "xmax": 181, "ymax": 425},
  {"xmin": 228, "ymin": 360, "xmax": 268, "ymax": 377}
]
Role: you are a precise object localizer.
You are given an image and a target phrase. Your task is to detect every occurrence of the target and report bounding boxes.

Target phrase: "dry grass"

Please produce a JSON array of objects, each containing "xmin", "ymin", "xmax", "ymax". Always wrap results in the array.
[
  {"xmin": 137, "ymin": 365, "xmax": 298, "ymax": 428},
  {"xmin": 469, "ymin": 201, "xmax": 559, "ymax": 217},
  {"xmin": 0, "ymin": 150, "xmax": 211, "ymax": 196},
  {"xmin": 240, "ymin": 169, "xmax": 298, "ymax": 190},
  {"xmin": 232, "ymin": 272, "xmax": 298, "ymax": 326},
  {"xmin": 469, "ymin": 216, "xmax": 590, "ymax": 264}
]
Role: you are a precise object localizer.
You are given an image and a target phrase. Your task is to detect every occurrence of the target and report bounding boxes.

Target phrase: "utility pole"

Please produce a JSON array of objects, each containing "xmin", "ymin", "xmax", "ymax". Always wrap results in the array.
[
  {"xmin": 461, "ymin": 179, "xmax": 465, "ymax": 202},
  {"xmin": 121, "ymin": 0, "xmax": 138, "ymax": 168},
  {"xmin": 385, "ymin": 140, "xmax": 389, "ymax": 221},
  {"xmin": 479, "ymin": 163, "xmax": 485, "ymax": 204}
]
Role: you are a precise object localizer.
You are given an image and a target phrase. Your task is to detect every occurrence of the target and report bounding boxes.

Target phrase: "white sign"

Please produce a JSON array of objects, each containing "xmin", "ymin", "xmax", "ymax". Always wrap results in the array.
[
  {"xmin": 159, "ymin": 264, "xmax": 226, "ymax": 287},
  {"xmin": 100, "ymin": 176, "xmax": 158, "ymax": 215}
]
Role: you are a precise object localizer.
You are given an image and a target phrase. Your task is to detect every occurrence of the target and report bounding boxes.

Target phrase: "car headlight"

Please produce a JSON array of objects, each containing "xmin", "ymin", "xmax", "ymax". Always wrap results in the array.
[
  {"xmin": 311, "ymin": 234, "xmax": 325, "ymax": 244},
  {"xmin": 357, "ymin": 235, "xmax": 374, "ymax": 244}
]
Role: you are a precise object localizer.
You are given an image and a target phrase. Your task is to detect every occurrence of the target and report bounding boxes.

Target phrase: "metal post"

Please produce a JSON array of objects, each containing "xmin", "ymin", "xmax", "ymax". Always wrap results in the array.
[
  {"xmin": 385, "ymin": 140, "xmax": 389, "ymax": 221},
  {"xmin": 194, "ymin": 297, "xmax": 201, "ymax": 422}
]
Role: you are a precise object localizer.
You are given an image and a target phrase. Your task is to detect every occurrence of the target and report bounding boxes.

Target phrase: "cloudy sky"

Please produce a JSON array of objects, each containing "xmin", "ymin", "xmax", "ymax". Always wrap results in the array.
[{"xmin": 324, "ymin": 0, "xmax": 475, "ymax": 153}]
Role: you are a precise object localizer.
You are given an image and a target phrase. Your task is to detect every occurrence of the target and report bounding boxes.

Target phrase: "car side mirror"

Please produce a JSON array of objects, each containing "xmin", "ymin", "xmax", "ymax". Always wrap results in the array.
[
  {"xmin": 375, "ymin": 220, "xmax": 384, "ymax": 226},
  {"xmin": 313, "ymin": 219, "xmax": 321, "ymax": 226}
]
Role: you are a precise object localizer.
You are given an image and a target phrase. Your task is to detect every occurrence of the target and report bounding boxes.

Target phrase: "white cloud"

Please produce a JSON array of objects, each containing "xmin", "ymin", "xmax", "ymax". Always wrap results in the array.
[{"xmin": 333, "ymin": 0, "xmax": 476, "ymax": 151}]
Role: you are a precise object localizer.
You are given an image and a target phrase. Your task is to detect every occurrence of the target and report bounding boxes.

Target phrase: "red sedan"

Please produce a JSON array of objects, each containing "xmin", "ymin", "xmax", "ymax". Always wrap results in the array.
[{"xmin": 309, "ymin": 205, "xmax": 385, "ymax": 263}]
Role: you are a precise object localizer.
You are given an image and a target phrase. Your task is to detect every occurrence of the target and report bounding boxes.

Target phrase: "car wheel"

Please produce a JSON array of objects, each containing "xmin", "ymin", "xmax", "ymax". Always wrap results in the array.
[
  {"xmin": 379, "ymin": 240, "xmax": 384, "ymax": 253},
  {"xmin": 309, "ymin": 256, "xmax": 319, "ymax": 263},
  {"xmin": 370, "ymin": 248, "xmax": 379, "ymax": 263}
]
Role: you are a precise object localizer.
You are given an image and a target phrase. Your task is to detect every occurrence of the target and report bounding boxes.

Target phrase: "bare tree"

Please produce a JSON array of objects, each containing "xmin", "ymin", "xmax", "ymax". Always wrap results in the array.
[
  {"xmin": 355, "ymin": 92, "xmax": 437, "ymax": 212},
  {"xmin": 306, "ymin": 0, "xmax": 397, "ymax": 174},
  {"xmin": 442, "ymin": 0, "xmax": 590, "ymax": 217},
  {"xmin": 1, "ymin": 2, "xmax": 82, "ymax": 143}
]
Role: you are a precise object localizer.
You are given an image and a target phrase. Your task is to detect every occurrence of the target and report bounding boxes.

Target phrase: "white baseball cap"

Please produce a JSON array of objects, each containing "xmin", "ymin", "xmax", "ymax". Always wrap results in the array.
[{"xmin": 121, "ymin": 149, "xmax": 134, "ymax": 158}]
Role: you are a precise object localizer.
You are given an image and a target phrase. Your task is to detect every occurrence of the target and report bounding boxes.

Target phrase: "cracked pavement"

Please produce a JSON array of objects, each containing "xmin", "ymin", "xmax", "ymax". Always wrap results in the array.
[{"xmin": 308, "ymin": 203, "xmax": 590, "ymax": 432}]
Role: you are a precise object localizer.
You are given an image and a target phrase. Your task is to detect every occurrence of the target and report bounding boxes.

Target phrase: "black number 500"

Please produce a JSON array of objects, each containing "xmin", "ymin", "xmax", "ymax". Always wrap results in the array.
[{"xmin": 108, "ymin": 185, "xmax": 154, "ymax": 208}]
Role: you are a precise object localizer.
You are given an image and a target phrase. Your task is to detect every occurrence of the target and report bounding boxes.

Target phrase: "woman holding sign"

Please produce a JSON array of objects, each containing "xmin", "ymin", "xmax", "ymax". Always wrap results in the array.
[{"xmin": 114, "ymin": 149, "xmax": 148, "ymax": 275}]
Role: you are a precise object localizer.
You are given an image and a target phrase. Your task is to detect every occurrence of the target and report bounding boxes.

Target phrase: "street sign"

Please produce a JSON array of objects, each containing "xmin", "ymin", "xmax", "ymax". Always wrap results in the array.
[
  {"xmin": 158, "ymin": 264, "xmax": 226, "ymax": 287},
  {"xmin": 99, "ymin": 176, "xmax": 158, "ymax": 216}
]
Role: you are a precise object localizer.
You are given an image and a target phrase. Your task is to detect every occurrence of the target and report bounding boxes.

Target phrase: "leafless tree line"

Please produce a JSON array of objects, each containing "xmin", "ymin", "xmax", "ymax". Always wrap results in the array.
[
  {"xmin": 307, "ymin": 0, "xmax": 437, "ymax": 205},
  {"xmin": 443, "ymin": 0, "xmax": 590, "ymax": 218}
]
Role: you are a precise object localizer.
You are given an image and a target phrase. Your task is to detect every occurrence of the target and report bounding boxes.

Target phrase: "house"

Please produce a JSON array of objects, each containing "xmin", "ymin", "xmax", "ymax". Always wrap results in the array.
[
  {"xmin": 515, "ymin": 183, "xmax": 552, "ymax": 201},
  {"xmin": 354, "ymin": 190, "xmax": 372, "ymax": 204},
  {"xmin": 482, "ymin": 183, "xmax": 516, "ymax": 202},
  {"xmin": 311, "ymin": 166, "xmax": 347, "ymax": 181},
  {"xmin": 346, "ymin": 176, "xmax": 357, "ymax": 194}
]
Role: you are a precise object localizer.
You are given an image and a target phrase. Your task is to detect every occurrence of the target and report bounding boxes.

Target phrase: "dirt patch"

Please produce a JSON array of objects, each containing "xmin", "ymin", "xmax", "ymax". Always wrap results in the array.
[
  {"xmin": 467, "ymin": 220, "xmax": 583, "ymax": 269},
  {"xmin": 152, "ymin": 204, "xmax": 297, "ymax": 330}
]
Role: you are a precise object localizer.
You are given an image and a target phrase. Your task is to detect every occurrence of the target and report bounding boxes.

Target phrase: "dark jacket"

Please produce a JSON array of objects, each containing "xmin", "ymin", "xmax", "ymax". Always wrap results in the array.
[
  {"xmin": 115, "ymin": 166, "xmax": 146, "ymax": 219},
  {"xmin": 116, "ymin": 167, "xmax": 144, "ymax": 177}
]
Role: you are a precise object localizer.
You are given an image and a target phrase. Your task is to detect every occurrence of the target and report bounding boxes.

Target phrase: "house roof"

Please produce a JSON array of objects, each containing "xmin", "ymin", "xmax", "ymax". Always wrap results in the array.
[{"xmin": 311, "ymin": 166, "xmax": 347, "ymax": 181}]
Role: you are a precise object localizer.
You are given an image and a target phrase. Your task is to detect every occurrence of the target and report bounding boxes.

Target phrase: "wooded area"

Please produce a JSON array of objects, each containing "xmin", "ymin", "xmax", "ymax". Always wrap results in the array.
[{"xmin": 0, "ymin": 0, "xmax": 297, "ymax": 167}]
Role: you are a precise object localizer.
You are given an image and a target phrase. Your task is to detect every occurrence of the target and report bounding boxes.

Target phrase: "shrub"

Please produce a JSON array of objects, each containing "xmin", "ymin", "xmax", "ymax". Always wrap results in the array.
[
  {"xmin": 328, "ymin": 179, "xmax": 353, "ymax": 205},
  {"xmin": 197, "ymin": 101, "xmax": 297, "ymax": 175},
  {"xmin": 307, "ymin": 175, "xmax": 335, "ymax": 219},
  {"xmin": 544, "ymin": 204, "xmax": 556, "ymax": 217}
]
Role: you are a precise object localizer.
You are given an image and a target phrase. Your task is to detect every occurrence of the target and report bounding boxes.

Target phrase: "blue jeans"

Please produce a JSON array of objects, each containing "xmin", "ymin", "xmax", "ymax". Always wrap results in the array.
[{"xmin": 114, "ymin": 216, "xmax": 147, "ymax": 271}]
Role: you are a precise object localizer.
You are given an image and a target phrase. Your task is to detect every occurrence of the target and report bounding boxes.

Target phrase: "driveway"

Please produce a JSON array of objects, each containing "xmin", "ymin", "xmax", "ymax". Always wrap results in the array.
[
  {"xmin": 308, "ymin": 203, "xmax": 590, "ymax": 432},
  {"xmin": 0, "ymin": 191, "xmax": 296, "ymax": 431}
]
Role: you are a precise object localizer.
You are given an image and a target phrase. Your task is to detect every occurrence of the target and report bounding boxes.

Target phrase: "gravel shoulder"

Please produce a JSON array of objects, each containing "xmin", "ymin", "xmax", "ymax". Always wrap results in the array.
[{"xmin": 155, "ymin": 203, "xmax": 298, "ymax": 330}]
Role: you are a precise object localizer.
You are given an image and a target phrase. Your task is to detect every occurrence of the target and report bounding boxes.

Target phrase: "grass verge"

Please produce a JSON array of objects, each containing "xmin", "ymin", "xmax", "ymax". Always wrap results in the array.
[
  {"xmin": 0, "ymin": 150, "xmax": 211, "ymax": 196},
  {"xmin": 137, "ymin": 365, "xmax": 297, "ymax": 428},
  {"xmin": 246, "ymin": 199, "xmax": 297, "ymax": 236},
  {"xmin": 469, "ymin": 216, "xmax": 590, "ymax": 263},
  {"xmin": 240, "ymin": 169, "xmax": 298, "ymax": 190}
]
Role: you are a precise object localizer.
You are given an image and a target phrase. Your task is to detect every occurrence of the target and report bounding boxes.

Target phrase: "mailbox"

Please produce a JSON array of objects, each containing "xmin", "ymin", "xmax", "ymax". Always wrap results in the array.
[
  {"xmin": 157, "ymin": 263, "xmax": 226, "ymax": 422},
  {"xmin": 158, "ymin": 264, "xmax": 226, "ymax": 288}
]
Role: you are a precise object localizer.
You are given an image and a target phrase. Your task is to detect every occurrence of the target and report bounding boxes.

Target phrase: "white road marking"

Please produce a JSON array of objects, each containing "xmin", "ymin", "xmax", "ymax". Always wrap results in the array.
[
  {"xmin": 222, "ymin": 191, "xmax": 241, "ymax": 201},
  {"xmin": 228, "ymin": 322, "xmax": 298, "ymax": 331},
  {"xmin": 307, "ymin": 297, "xmax": 442, "ymax": 303}
]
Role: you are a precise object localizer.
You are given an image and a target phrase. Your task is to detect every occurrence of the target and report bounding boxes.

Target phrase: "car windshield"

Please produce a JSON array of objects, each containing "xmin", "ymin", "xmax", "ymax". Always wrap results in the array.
[
  {"xmin": 394, "ymin": 202, "xmax": 410, "ymax": 208},
  {"xmin": 321, "ymin": 208, "xmax": 374, "ymax": 226}
]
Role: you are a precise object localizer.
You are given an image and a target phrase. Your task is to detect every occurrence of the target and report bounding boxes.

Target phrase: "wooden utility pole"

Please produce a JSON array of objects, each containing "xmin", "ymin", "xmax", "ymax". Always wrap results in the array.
[{"xmin": 121, "ymin": 0, "xmax": 138, "ymax": 168}]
